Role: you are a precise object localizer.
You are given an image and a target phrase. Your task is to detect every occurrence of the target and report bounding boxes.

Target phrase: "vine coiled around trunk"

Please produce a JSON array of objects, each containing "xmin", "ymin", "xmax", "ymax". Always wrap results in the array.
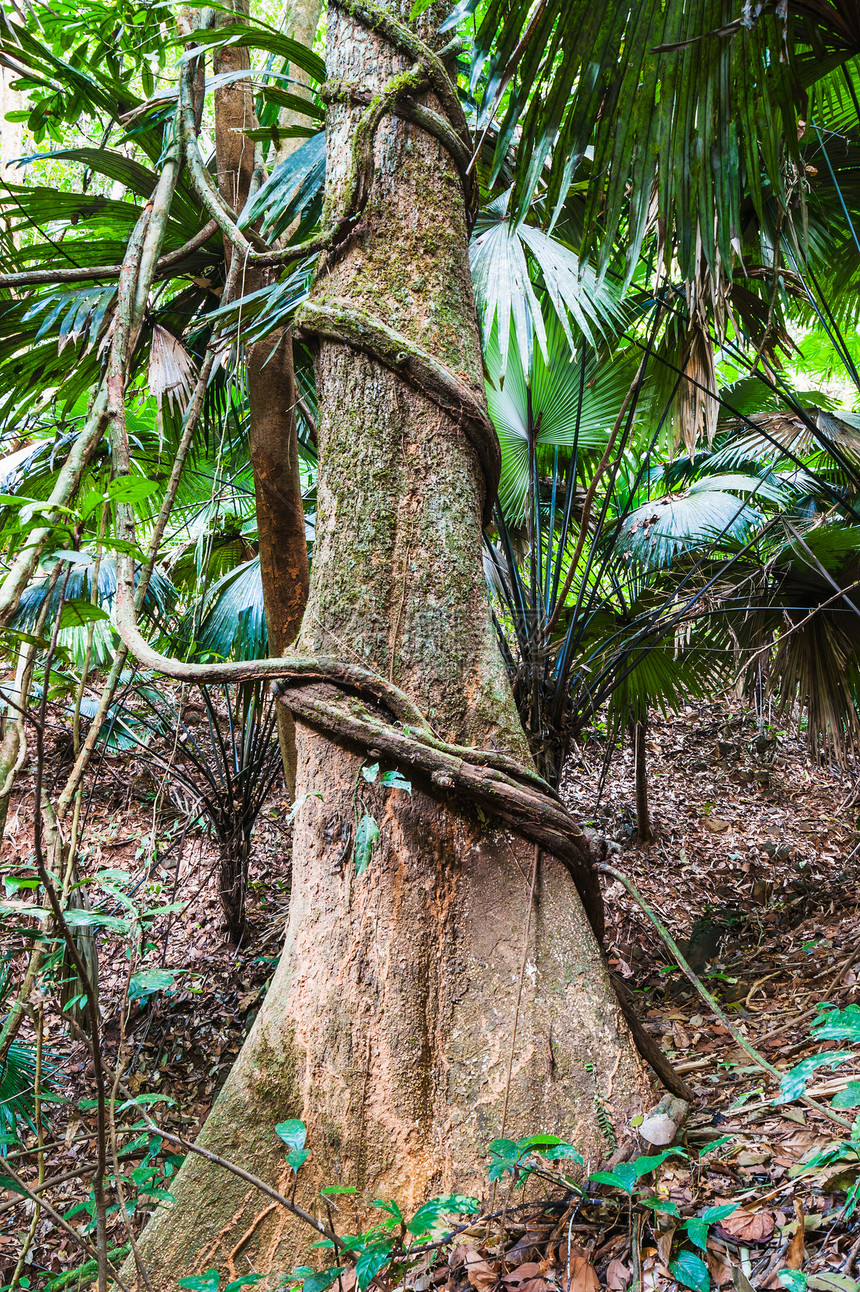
[{"xmin": 110, "ymin": 0, "xmax": 696, "ymax": 1104}]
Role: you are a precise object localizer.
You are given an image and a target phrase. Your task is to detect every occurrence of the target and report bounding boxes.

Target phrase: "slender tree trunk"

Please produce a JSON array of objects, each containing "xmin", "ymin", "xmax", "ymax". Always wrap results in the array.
[
  {"xmin": 212, "ymin": 2, "xmax": 310, "ymax": 797},
  {"xmin": 128, "ymin": 5, "xmax": 652, "ymax": 1286},
  {"xmin": 629, "ymin": 708, "xmax": 652, "ymax": 844},
  {"xmin": 247, "ymin": 331, "xmax": 309, "ymax": 796},
  {"xmin": 274, "ymin": 0, "xmax": 324, "ymax": 167}
]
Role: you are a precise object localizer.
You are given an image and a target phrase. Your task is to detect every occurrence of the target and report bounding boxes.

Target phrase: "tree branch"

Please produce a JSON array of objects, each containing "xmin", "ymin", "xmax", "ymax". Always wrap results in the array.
[{"xmin": 0, "ymin": 220, "xmax": 220, "ymax": 290}]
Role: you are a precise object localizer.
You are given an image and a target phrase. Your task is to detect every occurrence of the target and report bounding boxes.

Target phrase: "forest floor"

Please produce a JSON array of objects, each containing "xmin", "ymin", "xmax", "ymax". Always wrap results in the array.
[{"xmin": 1, "ymin": 698, "xmax": 860, "ymax": 1290}]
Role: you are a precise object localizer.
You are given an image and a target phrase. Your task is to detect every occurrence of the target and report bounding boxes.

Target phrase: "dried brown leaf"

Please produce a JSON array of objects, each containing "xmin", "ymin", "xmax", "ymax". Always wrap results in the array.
[
  {"xmin": 605, "ymin": 1259, "xmax": 631, "ymax": 1292},
  {"xmin": 783, "ymin": 1200, "xmax": 804, "ymax": 1271},
  {"xmin": 503, "ymin": 1264, "xmax": 541, "ymax": 1285},
  {"xmin": 719, "ymin": 1209, "xmax": 776, "ymax": 1243},
  {"xmin": 560, "ymin": 1248, "xmax": 599, "ymax": 1292},
  {"xmin": 465, "ymin": 1252, "xmax": 497, "ymax": 1292}
]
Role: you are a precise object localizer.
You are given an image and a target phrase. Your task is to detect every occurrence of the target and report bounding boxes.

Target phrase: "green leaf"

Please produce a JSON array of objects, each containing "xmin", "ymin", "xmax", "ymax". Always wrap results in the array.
[
  {"xmin": 406, "ymin": 1195, "xmax": 479, "ymax": 1235},
  {"xmin": 179, "ymin": 24, "xmax": 325, "ymax": 84},
  {"xmin": 640, "ymin": 1196, "xmax": 679, "ymax": 1215},
  {"xmin": 776, "ymin": 1053, "xmax": 853, "ymax": 1104},
  {"xmin": 379, "ymin": 770, "xmax": 411, "ymax": 794},
  {"xmin": 832, "ymin": 1082, "xmax": 860, "ymax": 1110},
  {"xmin": 777, "ymin": 1275, "xmax": 808, "ymax": 1292},
  {"xmin": 517, "ymin": 1134, "xmax": 567, "ymax": 1151},
  {"xmin": 301, "ymin": 1270, "xmax": 345, "ymax": 1292},
  {"xmin": 362, "ymin": 763, "xmax": 379, "ymax": 783},
  {"xmin": 61, "ymin": 907, "xmax": 129, "ymax": 933},
  {"xmin": 685, "ymin": 1218, "xmax": 709, "ymax": 1251},
  {"xmin": 287, "ymin": 1149, "xmax": 309, "ymax": 1171},
  {"xmin": 275, "ymin": 1120, "xmax": 307, "ymax": 1152},
  {"xmin": 701, "ymin": 1204, "xmax": 740, "ymax": 1224},
  {"xmin": 128, "ymin": 969, "xmax": 177, "ymax": 1003},
  {"xmin": 239, "ymin": 131, "xmax": 325, "ymax": 241},
  {"xmin": 542, "ymin": 1142, "xmax": 584, "ymax": 1163},
  {"xmin": 178, "ymin": 1273, "xmax": 220, "ymax": 1292},
  {"xmin": 354, "ymin": 815, "xmax": 379, "ymax": 876},
  {"xmin": 632, "ymin": 1149, "xmax": 686, "ymax": 1176},
  {"xmin": 669, "ymin": 1250, "xmax": 710, "ymax": 1292},
  {"xmin": 698, "ymin": 1137, "xmax": 733, "ymax": 1157},
  {"xmin": 813, "ymin": 1005, "xmax": 860, "ymax": 1042},
  {"xmin": 223, "ymin": 1277, "xmax": 265, "ymax": 1292},
  {"xmin": 488, "ymin": 1137, "xmax": 518, "ymax": 1155},
  {"xmin": 589, "ymin": 1164, "xmax": 638, "ymax": 1194},
  {"xmin": 373, "ymin": 1198, "xmax": 405, "ymax": 1224},
  {"xmin": 57, "ymin": 599, "xmax": 111, "ymax": 630},
  {"xmin": 107, "ymin": 477, "xmax": 161, "ymax": 505},
  {"xmin": 0, "ymin": 1174, "xmax": 31, "ymax": 1198},
  {"xmin": 356, "ymin": 1243, "xmax": 394, "ymax": 1291}
]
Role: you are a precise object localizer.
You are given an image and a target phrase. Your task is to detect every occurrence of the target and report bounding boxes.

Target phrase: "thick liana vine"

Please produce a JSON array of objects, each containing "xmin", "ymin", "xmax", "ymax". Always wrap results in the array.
[{"xmin": 103, "ymin": 0, "xmax": 696, "ymax": 1104}]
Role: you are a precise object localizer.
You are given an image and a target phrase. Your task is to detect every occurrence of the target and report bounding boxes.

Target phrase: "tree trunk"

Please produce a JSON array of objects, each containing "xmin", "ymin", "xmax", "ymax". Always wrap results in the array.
[
  {"xmin": 212, "ymin": 3, "xmax": 310, "ymax": 799},
  {"xmin": 247, "ymin": 331, "xmax": 309, "ymax": 797},
  {"xmin": 274, "ymin": 0, "xmax": 324, "ymax": 167},
  {"xmin": 630, "ymin": 708, "xmax": 653, "ymax": 844},
  {"xmin": 128, "ymin": 5, "xmax": 653, "ymax": 1286}
]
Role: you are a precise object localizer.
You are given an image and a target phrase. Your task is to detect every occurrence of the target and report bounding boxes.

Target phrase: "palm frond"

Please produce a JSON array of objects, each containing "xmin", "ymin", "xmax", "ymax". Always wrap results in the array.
[{"xmin": 470, "ymin": 193, "xmax": 622, "ymax": 376}]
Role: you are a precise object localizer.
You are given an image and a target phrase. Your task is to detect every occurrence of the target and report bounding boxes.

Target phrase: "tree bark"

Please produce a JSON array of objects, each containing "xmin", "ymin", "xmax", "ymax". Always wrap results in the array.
[
  {"xmin": 128, "ymin": 4, "xmax": 653, "ymax": 1286},
  {"xmin": 212, "ymin": 4, "xmax": 310, "ymax": 796}
]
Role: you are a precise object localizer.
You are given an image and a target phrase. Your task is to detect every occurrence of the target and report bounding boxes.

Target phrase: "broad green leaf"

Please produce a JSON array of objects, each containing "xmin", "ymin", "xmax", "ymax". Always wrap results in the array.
[
  {"xmin": 407, "ymin": 1195, "xmax": 479, "ymax": 1235},
  {"xmin": 61, "ymin": 907, "xmax": 129, "ymax": 933},
  {"xmin": 543, "ymin": 1143, "xmax": 584, "ymax": 1163},
  {"xmin": 640, "ymin": 1196, "xmax": 679, "ymax": 1215},
  {"xmin": 379, "ymin": 770, "xmax": 411, "ymax": 794},
  {"xmin": 362, "ymin": 763, "xmax": 379, "ymax": 783},
  {"xmin": 590, "ymin": 1163, "xmax": 638, "ymax": 1194},
  {"xmin": 702, "ymin": 1204, "xmax": 740, "ymax": 1223},
  {"xmin": 631, "ymin": 1149, "xmax": 685, "ymax": 1177},
  {"xmin": 354, "ymin": 815, "xmax": 379, "ymax": 876},
  {"xmin": 685, "ymin": 1218, "xmax": 709, "ymax": 1251},
  {"xmin": 128, "ymin": 969, "xmax": 177, "ymax": 1002},
  {"xmin": 356, "ymin": 1243, "xmax": 394, "ymax": 1291},
  {"xmin": 275, "ymin": 1120, "xmax": 307, "ymax": 1152},
  {"xmin": 813, "ymin": 1005, "xmax": 860, "ymax": 1042},
  {"xmin": 517, "ymin": 1134, "xmax": 567, "ymax": 1151},
  {"xmin": 488, "ymin": 1138, "xmax": 518, "ymax": 1157},
  {"xmin": 301, "ymin": 1270, "xmax": 345, "ymax": 1292},
  {"xmin": 178, "ymin": 1273, "xmax": 220, "ymax": 1292},
  {"xmin": 287, "ymin": 1149, "xmax": 309, "ymax": 1172},
  {"xmin": 832, "ymin": 1082, "xmax": 860, "ymax": 1110},
  {"xmin": 775, "ymin": 1053, "xmax": 853, "ymax": 1104},
  {"xmin": 669, "ymin": 1250, "xmax": 710, "ymax": 1292},
  {"xmin": 58, "ymin": 600, "xmax": 111, "ymax": 630},
  {"xmin": 107, "ymin": 477, "xmax": 161, "ymax": 505}
]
